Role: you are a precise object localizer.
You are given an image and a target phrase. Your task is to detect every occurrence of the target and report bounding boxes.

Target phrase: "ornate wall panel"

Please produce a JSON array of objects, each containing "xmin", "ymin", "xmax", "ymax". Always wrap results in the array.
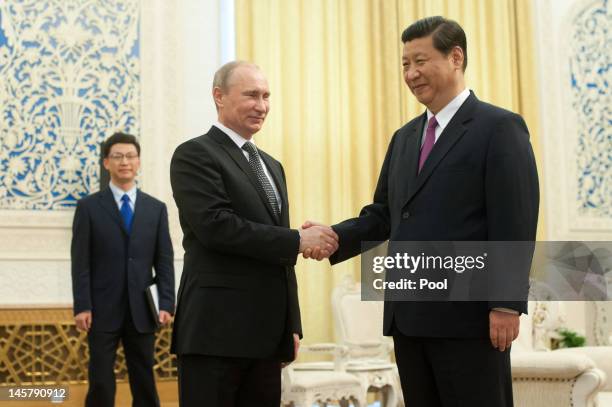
[
  {"xmin": 0, "ymin": 0, "xmax": 140, "ymax": 210},
  {"xmin": 0, "ymin": 309, "xmax": 176, "ymax": 385},
  {"xmin": 535, "ymin": 0, "xmax": 612, "ymax": 240},
  {"xmin": 534, "ymin": 0, "xmax": 611, "ymax": 345},
  {"xmin": 569, "ymin": 0, "xmax": 611, "ymax": 218}
]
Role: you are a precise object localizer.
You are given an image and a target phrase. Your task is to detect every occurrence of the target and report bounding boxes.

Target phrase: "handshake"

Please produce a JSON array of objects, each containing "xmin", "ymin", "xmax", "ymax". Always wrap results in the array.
[{"xmin": 298, "ymin": 221, "xmax": 339, "ymax": 261}]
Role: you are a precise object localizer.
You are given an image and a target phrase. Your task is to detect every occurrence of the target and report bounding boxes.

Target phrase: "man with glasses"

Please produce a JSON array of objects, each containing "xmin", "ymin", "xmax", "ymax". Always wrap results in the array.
[{"xmin": 71, "ymin": 132, "xmax": 175, "ymax": 407}]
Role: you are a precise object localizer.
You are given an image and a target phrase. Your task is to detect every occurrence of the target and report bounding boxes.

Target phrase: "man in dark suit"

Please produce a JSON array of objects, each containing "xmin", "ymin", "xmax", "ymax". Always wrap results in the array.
[
  {"xmin": 169, "ymin": 61, "xmax": 338, "ymax": 407},
  {"xmin": 71, "ymin": 132, "xmax": 175, "ymax": 407},
  {"xmin": 304, "ymin": 16, "xmax": 539, "ymax": 406}
]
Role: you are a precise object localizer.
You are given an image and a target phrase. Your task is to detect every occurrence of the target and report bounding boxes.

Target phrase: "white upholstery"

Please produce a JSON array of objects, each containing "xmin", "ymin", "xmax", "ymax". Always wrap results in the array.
[
  {"xmin": 557, "ymin": 347, "xmax": 612, "ymax": 392},
  {"xmin": 511, "ymin": 301, "xmax": 608, "ymax": 406}
]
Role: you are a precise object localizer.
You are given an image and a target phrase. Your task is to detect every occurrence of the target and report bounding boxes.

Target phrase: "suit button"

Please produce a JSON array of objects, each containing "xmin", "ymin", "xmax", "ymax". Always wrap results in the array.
[{"xmin": 402, "ymin": 212, "xmax": 410, "ymax": 219}]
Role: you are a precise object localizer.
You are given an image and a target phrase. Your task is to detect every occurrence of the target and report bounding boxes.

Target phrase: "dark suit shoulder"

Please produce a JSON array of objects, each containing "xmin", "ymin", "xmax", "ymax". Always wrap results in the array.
[
  {"xmin": 174, "ymin": 133, "xmax": 212, "ymax": 154},
  {"xmin": 173, "ymin": 129, "xmax": 227, "ymax": 162},
  {"xmin": 397, "ymin": 113, "xmax": 426, "ymax": 135},
  {"xmin": 76, "ymin": 189, "xmax": 105, "ymax": 207},
  {"xmin": 474, "ymin": 99, "xmax": 523, "ymax": 122},
  {"xmin": 136, "ymin": 190, "xmax": 166, "ymax": 207}
]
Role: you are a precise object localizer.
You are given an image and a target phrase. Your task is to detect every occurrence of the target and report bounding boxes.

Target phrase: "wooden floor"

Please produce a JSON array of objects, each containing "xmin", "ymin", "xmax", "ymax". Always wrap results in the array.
[
  {"xmin": 0, "ymin": 381, "xmax": 178, "ymax": 407},
  {"xmin": 0, "ymin": 382, "xmax": 383, "ymax": 406}
]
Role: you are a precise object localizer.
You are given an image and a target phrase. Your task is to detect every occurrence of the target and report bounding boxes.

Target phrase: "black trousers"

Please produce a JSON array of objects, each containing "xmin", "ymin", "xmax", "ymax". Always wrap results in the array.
[
  {"xmin": 177, "ymin": 354, "xmax": 281, "ymax": 407},
  {"xmin": 393, "ymin": 330, "xmax": 513, "ymax": 407},
  {"xmin": 85, "ymin": 310, "xmax": 159, "ymax": 407}
]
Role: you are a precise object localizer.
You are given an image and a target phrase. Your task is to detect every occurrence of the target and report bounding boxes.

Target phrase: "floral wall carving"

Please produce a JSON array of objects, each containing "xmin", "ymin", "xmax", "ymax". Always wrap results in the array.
[{"xmin": 0, "ymin": 0, "xmax": 140, "ymax": 210}]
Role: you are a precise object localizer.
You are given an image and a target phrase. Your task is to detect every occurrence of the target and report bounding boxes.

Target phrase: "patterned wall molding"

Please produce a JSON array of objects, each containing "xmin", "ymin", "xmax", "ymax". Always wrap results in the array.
[
  {"xmin": 0, "ymin": 260, "xmax": 183, "ymax": 305},
  {"xmin": 534, "ymin": 0, "xmax": 612, "ymax": 240},
  {"xmin": 0, "ymin": 308, "xmax": 176, "ymax": 385},
  {"xmin": 0, "ymin": 0, "xmax": 140, "ymax": 211}
]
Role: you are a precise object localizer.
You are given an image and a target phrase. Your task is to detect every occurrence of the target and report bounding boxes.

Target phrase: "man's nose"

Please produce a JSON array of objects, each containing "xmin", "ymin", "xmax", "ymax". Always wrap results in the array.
[
  {"xmin": 405, "ymin": 67, "xmax": 420, "ymax": 81},
  {"xmin": 254, "ymin": 97, "xmax": 267, "ymax": 112}
]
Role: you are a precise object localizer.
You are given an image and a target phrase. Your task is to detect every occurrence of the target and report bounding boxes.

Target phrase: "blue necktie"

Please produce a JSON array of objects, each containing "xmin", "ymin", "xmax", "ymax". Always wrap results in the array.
[{"xmin": 120, "ymin": 194, "xmax": 133, "ymax": 233}]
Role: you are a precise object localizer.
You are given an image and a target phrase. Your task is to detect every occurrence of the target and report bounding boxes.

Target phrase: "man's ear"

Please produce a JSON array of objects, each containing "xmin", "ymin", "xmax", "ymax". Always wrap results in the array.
[
  {"xmin": 450, "ymin": 46, "xmax": 464, "ymax": 69},
  {"xmin": 102, "ymin": 158, "xmax": 110, "ymax": 171},
  {"xmin": 213, "ymin": 86, "xmax": 224, "ymax": 109}
]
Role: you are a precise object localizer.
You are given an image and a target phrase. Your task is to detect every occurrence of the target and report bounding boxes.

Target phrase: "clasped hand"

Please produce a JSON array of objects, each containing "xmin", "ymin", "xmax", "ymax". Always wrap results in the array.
[{"xmin": 298, "ymin": 221, "xmax": 338, "ymax": 261}]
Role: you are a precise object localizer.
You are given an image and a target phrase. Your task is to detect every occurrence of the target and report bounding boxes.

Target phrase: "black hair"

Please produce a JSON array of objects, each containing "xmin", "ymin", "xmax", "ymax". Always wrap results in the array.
[
  {"xmin": 102, "ymin": 132, "xmax": 141, "ymax": 158},
  {"xmin": 401, "ymin": 16, "xmax": 467, "ymax": 71}
]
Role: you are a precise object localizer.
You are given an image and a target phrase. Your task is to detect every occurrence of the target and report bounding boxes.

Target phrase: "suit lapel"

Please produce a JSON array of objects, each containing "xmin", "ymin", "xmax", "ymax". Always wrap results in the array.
[
  {"xmin": 210, "ymin": 127, "xmax": 281, "ymax": 224},
  {"xmin": 396, "ymin": 114, "xmax": 425, "ymax": 209},
  {"xmin": 97, "ymin": 187, "xmax": 128, "ymax": 235},
  {"xmin": 403, "ymin": 93, "xmax": 477, "ymax": 207},
  {"xmin": 130, "ymin": 190, "xmax": 148, "ymax": 238}
]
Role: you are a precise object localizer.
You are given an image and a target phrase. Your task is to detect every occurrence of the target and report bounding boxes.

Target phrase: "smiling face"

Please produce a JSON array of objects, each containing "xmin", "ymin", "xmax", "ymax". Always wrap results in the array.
[
  {"xmin": 214, "ymin": 65, "xmax": 270, "ymax": 139},
  {"xmin": 103, "ymin": 143, "xmax": 140, "ymax": 189},
  {"xmin": 402, "ymin": 34, "xmax": 464, "ymax": 114}
]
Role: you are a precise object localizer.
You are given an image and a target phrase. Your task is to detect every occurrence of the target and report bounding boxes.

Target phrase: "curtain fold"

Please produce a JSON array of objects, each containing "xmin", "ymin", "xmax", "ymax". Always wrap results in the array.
[{"xmin": 235, "ymin": 0, "xmax": 542, "ymax": 346}]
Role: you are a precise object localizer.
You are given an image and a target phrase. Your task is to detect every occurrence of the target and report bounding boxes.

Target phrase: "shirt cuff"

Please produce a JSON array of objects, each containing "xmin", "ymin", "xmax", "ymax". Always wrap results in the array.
[{"xmin": 492, "ymin": 307, "xmax": 520, "ymax": 315}]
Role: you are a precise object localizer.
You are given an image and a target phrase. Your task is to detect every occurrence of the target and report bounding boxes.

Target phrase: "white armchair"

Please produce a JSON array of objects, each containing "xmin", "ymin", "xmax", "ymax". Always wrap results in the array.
[
  {"xmin": 536, "ymin": 301, "xmax": 612, "ymax": 406},
  {"xmin": 512, "ymin": 351, "xmax": 605, "ymax": 407},
  {"xmin": 511, "ymin": 301, "xmax": 607, "ymax": 406},
  {"xmin": 292, "ymin": 276, "xmax": 403, "ymax": 406}
]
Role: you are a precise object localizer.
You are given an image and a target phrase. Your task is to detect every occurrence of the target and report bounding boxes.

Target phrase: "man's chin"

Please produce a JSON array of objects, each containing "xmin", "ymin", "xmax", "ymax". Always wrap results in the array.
[{"xmin": 414, "ymin": 94, "xmax": 431, "ymax": 106}]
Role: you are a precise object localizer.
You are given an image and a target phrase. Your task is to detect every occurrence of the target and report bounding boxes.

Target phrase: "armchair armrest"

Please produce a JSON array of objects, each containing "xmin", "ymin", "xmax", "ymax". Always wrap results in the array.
[
  {"xmin": 512, "ymin": 351, "xmax": 596, "ymax": 379},
  {"xmin": 556, "ymin": 346, "xmax": 612, "ymax": 391},
  {"xmin": 300, "ymin": 343, "xmax": 349, "ymax": 370},
  {"xmin": 511, "ymin": 352, "xmax": 606, "ymax": 407}
]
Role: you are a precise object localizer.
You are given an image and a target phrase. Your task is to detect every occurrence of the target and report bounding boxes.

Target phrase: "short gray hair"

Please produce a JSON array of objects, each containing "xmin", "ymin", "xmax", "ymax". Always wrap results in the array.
[{"xmin": 212, "ymin": 60, "xmax": 259, "ymax": 92}]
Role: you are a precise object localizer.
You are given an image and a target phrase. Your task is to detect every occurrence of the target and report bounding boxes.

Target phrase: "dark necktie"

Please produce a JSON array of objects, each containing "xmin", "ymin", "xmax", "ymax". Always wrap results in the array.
[
  {"xmin": 120, "ymin": 194, "xmax": 133, "ymax": 233},
  {"xmin": 418, "ymin": 115, "xmax": 438, "ymax": 173},
  {"xmin": 241, "ymin": 142, "xmax": 280, "ymax": 217}
]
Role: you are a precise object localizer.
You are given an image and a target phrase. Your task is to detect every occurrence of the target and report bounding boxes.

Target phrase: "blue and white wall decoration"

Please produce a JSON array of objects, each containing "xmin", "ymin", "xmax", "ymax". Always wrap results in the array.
[
  {"xmin": 535, "ymin": 0, "xmax": 612, "ymax": 240},
  {"xmin": 570, "ymin": 0, "xmax": 611, "ymax": 218},
  {"xmin": 0, "ymin": 0, "xmax": 140, "ymax": 210}
]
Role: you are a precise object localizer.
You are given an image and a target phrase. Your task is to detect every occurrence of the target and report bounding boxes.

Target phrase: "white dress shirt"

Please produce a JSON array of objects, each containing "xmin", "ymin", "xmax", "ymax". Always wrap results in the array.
[
  {"xmin": 109, "ymin": 182, "xmax": 137, "ymax": 211},
  {"xmin": 421, "ymin": 88, "xmax": 471, "ymax": 146}
]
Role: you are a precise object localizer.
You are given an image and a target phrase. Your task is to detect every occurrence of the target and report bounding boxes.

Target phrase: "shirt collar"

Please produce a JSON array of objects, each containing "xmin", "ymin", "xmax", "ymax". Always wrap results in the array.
[
  {"xmin": 109, "ymin": 182, "xmax": 137, "ymax": 205},
  {"xmin": 426, "ymin": 88, "xmax": 470, "ymax": 130},
  {"xmin": 214, "ymin": 121, "xmax": 256, "ymax": 150}
]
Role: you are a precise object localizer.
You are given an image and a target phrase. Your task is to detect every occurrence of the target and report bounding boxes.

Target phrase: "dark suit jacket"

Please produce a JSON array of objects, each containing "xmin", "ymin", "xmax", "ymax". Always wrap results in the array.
[
  {"xmin": 330, "ymin": 92, "xmax": 539, "ymax": 338},
  {"xmin": 169, "ymin": 125, "xmax": 302, "ymax": 361},
  {"xmin": 71, "ymin": 188, "xmax": 175, "ymax": 334}
]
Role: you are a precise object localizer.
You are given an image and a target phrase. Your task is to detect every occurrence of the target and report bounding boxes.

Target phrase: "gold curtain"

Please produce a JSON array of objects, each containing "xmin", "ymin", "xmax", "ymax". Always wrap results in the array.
[{"xmin": 235, "ymin": 0, "xmax": 542, "ymax": 346}]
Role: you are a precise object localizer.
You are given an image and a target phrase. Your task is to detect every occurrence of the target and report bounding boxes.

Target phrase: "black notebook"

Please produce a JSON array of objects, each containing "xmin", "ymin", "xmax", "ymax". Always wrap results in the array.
[{"xmin": 145, "ymin": 283, "xmax": 160, "ymax": 328}]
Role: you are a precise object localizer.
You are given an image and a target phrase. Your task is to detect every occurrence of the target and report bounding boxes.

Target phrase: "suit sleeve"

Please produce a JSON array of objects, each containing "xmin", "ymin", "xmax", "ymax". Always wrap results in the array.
[
  {"xmin": 154, "ymin": 203, "xmax": 175, "ymax": 313},
  {"xmin": 170, "ymin": 141, "xmax": 300, "ymax": 266},
  {"xmin": 71, "ymin": 200, "xmax": 92, "ymax": 315},
  {"xmin": 329, "ymin": 133, "xmax": 396, "ymax": 264},
  {"xmin": 485, "ymin": 113, "xmax": 540, "ymax": 314}
]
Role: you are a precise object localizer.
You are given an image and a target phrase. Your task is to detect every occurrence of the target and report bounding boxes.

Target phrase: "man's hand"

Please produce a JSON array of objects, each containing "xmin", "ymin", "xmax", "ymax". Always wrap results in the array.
[
  {"xmin": 298, "ymin": 221, "xmax": 338, "ymax": 260},
  {"xmin": 489, "ymin": 310, "xmax": 520, "ymax": 352},
  {"xmin": 75, "ymin": 311, "xmax": 92, "ymax": 332},
  {"xmin": 159, "ymin": 310, "xmax": 172, "ymax": 325},
  {"xmin": 281, "ymin": 333, "xmax": 300, "ymax": 368}
]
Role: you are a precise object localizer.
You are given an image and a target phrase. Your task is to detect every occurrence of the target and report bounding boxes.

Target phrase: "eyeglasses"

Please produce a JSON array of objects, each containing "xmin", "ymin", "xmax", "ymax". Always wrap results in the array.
[{"xmin": 108, "ymin": 153, "xmax": 139, "ymax": 162}]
